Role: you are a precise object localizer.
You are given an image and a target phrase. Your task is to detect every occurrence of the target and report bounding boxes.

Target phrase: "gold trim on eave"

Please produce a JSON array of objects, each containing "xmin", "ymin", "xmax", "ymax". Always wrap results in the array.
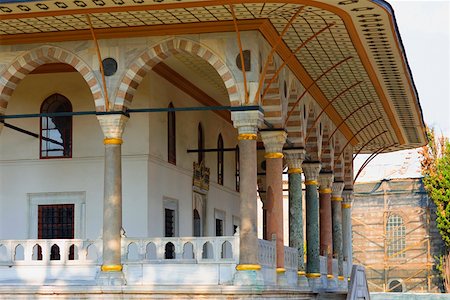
[
  {"xmin": 305, "ymin": 180, "xmax": 318, "ymax": 186},
  {"xmin": 265, "ymin": 152, "xmax": 284, "ymax": 159},
  {"xmin": 104, "ymin": 138, "xmax": 123, "ymax": 145},
  {"xmin": 332, "ymin": 197, "xmax": 343, "ymax": 201},
  {"xmin": 306, "ymin": 273, "xmax": 321, "ymax": 278},
  {"xmin": 288, "ymin": 168, "xmax": 302, "ymax": 174},
  {"xmin": 319, "ymin": 188, "xmax": 332, "ymax": 194},
  {"xmin": 101, "ymin": 264, "xmax": 122, "ymax": 272},
  {"xmin": 342, "ymin": 203, "xmax": 352, "ymax": 209},
  {"xmin": 236, "ymin": 264, "xmax": 261, "ymax": 271},
  {"xmin": 238, "ymin": 133, "xmax": 257, "ymax": 141}
]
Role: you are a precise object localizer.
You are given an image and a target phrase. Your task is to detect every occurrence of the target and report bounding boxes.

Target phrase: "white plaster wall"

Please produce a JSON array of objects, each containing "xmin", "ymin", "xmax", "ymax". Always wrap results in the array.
[{"xmin": 0, "ymin": 58, "xmax": 240, "ymax": 240}]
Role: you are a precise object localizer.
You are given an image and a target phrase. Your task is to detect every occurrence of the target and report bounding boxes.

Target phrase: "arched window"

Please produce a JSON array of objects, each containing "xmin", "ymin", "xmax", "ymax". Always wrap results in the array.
[
  {"xmin": 386, "ymin": 214, "xmax": 406, "ymax": 258},
  {"xmin": 235, "ymin": 145, "xmax": 240, "ymax": 192},
  {"xmin": 40, "ymin": 94, "xmax": 72, "ymax": 158},
  {"xmin": 217, "ymin": 134, "xmax": 224, "ymax": 185},
  {"xmin": 388, "ymin": 279, "xmax": 403, "ymax": 292},
  {"xmin": 168, "ymin": 103, "xmax": 176, "ymax": 165},
  {"xmin": 198, "ymin": 123, "xmax": 204, "ymax": 164}
]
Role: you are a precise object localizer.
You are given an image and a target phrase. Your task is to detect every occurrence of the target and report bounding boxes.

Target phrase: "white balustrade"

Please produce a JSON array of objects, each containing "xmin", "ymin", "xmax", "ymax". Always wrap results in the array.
[
  {"xmin": 283, "ymin": 246, "xmax": 298, "ymax": 270},
  {"xmin": 0, "ymin": 239, "xmax": 101, "ymax": 265},
  {"xmin": 122, "ymin": 236, "xmax": 239, "ymax": 263},
  {"xmin": 258, "ymin": 239, "xmax": 276, "ymax": 268}
]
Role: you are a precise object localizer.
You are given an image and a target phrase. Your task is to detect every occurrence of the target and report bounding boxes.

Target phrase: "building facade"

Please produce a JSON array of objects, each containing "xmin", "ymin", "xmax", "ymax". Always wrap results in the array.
[
  {"xmin": 0, "ymin": 0, "xmax": 426, "ymax": 298},
  {"xmin": 353, "ymin": 178, "xmax": 444, "ymax": 293}
]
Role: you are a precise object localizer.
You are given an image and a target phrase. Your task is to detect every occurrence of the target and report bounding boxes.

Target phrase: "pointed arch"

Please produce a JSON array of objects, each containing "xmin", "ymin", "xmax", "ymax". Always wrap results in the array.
[
  {"xmin": 0, "ymin": 45, "xmax": 104, "ymax": 115},
  {"xmin": 115, "ymin": 38, "xmax": 240, "ymax": 111}
]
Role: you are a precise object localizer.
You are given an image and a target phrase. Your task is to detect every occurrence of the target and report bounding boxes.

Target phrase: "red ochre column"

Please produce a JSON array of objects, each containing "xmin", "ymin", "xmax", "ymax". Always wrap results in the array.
[
  {"xmin": 261, "ymin": 130, "xmax": 287, "ymax": 274},
  {"xmin": 319, "ymin": 171, "xmax": 334, "ymax": 279}
]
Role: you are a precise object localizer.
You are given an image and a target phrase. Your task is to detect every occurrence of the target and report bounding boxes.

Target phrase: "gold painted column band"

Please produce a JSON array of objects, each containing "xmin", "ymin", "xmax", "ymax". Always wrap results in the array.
[
  {"xmin": 305, "ymin": 180, "xmax": 318, "ymax": 186},
  {"xmin": 238, "ymin": 133, "xmax": 257, "ymax": 140},
  {"xmin": 264, "ymin": 152, "xmax": 284, "ymax": 159},
  {"xmin": 101, "ymin": 264, "xmax": 123, "ymax": 272},
  {"xmin": 288, "ymin": 168, "xmax": 302, "ymax": 174},
  {"xmin": 236, "ymin": 264, "xmax": 261, "ymax": 271},
  {"xmin": 342, "ymin": 203, "xmax": 352, "ymax": 209},
  {"xmin": 332, "ymin": 197, "xmax": 343, "ymax": 201},
  {"xmin": 327, "ymin": 274, "xmax": 334, "ymax": 279},
  {"xmin": 338, "ymin": 276, "xmax": 345, "ymax": 281},
  {"xmin": 276, "ymin": 268, "xmax": 286, "ymax": 274},
  {"xmin": 297, "ymin": 271, "xmax": 306, "ymax": 276},
  {"xmin": 319, "ymin": 188, "xmax": 332, "ymax": 194},
  {"xmin": 306, "ymin": 273, "xmax": 321, "ymax": 278},
  {"xmin": 104, "ymin": 138, "xmax": 123, "ymax": 145}
]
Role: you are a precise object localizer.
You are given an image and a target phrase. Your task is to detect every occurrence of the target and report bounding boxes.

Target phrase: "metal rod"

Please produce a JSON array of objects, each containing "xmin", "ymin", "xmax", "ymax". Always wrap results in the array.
[
  {"xmin": 254, "ymin": 6, "xmax": 304, "ymax": 103},
  {"xmin": 353, "ymin": 143, "xmax": 395, "ymax": 183},
  {"xmin": 0, "ymin": 105, "xmax": 263, "ymax": 120},
  {"xmin": 352, "ymin": 130, "xmax": 388, "ymax": 162},
  {"xmin": 86, "ymin": 14, "xmax": 109, "ymax": 112},
  {"xmin": 328, "ymin": 102, "xmax": 373, "ymax": 142},
  {"xmin": 262, "ymin": 22, "xmax": 336, "ymax": 103},
  {"xmin": 335, "ymin": 117, "xmax": 382, "ymax": 160},
  {"xmin": 187, "ymin": 147, "xmax": 238, "ymax": 153},
  {"xmin": 1, "ymin": 121, "xmax": 38, "ymax": 138},
  {"xmin": 285, "ymin": 56, "xmax": 353, "ymax": 127},
  {"xmin": 229, "ymin": 4, "xmax": 249, "ymax": 104},
  {"xmin": 1, "ymin": 121, "xmax": 66, "ymax": 147},
  {"xmin": 304, "ymin": 81, "xmax": 363, "ymax": 141}
]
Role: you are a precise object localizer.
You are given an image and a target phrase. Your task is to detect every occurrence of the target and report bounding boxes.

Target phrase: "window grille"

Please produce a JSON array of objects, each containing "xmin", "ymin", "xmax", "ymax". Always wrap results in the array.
[{"xmin": 386, "ymin": 214, "xmax": 406, "ymax": 258}]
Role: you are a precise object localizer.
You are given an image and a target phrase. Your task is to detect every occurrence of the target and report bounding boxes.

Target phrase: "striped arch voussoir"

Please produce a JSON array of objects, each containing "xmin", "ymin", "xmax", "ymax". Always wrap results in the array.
[
  {"xmin": 116, "ymin": 38, "xmax": 240, "ymax": 111},
  {"xmin": 0, "ymin": 45, "xmax": 104, "ymax": 114}
]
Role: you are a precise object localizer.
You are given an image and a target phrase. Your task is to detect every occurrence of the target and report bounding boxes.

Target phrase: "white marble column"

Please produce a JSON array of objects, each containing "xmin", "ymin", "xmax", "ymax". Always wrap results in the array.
[{"xmin": 97, "ymin": 114, "xmax": 128, "ymax": 286}]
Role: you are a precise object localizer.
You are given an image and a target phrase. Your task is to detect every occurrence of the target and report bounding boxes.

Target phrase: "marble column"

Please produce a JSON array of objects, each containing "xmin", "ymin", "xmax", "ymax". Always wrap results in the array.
[
  {"xmin": 319, "ymin": 172, "xmax": 334, "ymax": 278},
  {"xmin": 231, "ymin": 110, "xmax": 264, "ymax": 285},
  {"xmin": 261, "ymin": 130, "xmax": 287, "ymax": 276},
  {"xmin": 302, "ymin": 162, "xmax": 321, "ymax": 279},
  {"xmin": 284, "ymin": 149, "xmax": 306, "ymax": 276},
  {"xmin": 331, "ymin": 181, "xmax": 345, "ymax": 280},
  {"xmin": 342, "ymin": 189, "xmax": 354, "ymax": 276},
  {"xmin": 97, "ymin": 114, "xmax": 128, "ymax": 286}
]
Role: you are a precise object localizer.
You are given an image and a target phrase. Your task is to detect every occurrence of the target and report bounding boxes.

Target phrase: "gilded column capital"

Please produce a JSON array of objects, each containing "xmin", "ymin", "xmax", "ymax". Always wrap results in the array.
[
  {"xmin": 260, "ymin": 130, "xmax": 287, "ymax": 159},
  {"xmin": 318, "ymin": 172, "xmax": 334, "ymax": 193},
  {"xmin": 231, "ymin": 110, "xmax": 264, "ymax": 137},
  {"xmin": 331, "ymin": 181, "xmax": 345, "ymax": 201},
  {"xmin": 97, "ymin": 114, "xmax": 129, "ymax": 140},
  {"xmin": 302, "ymin": 162, "xmax": 321, "ymax": 184},
  {"xmin": 284, "ymin": 149, "xmax": 306, "ymax": 173}
]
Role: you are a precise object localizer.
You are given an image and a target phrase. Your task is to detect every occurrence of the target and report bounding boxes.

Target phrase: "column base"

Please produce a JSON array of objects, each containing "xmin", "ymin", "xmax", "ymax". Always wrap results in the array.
[
  {"xmin": 233, "ymin": 265, "xmax": 264, "ymax": 286},
  {"xmin": 306, "ymin": 273, "xmax": 323, "ymax": 291},
  {"xmin": 97, "ymin": 270, "xmax": 127, "ymax": 286},
  {"xmin": 276, "ymin": 268, "xmax": 289, "ymax": 286},
  {"xmin": 297, "ymin": 272, "xmax": 310, "ymax": 290},
  {"xmin": 325, "ymin": 275, "xmax": 338, "ymax": 291}
]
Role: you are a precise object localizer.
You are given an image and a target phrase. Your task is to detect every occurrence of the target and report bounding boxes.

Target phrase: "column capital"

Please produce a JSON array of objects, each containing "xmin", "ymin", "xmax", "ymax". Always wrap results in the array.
[
  {"xmin": 97, "ymin": 114, "xmax": 129, "ymax": 140},
  {"xmin": 318, "ymin": 172, "xmax": 334, "ymax": 193},
  {"xmin": 284, "ymin": 149, "xmax": 306, "ymax": 173},
  {"xmin": 342, "ymin": 189, "xmax": 354, "ymax": 208},
  {"xmin": 260, "ymin": 130, "xmax": 287, "ymax": 158},
  {"xmin": 302, "ymin": 162, "xmax": 321, "ymax": 183},
  {"xmin": 332, "ymin": 181, "xmax": 345, "ymax": 200},
  {"xmin": 231, "ymin": 110, "xmax": 264, "ymax": 137}
]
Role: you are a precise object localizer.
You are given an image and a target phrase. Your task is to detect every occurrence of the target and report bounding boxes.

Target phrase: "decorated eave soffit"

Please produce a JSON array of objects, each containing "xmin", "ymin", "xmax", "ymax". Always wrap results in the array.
[{"xmin": 0, "ymin": 0, "xmax": 426, "ymax": 154}]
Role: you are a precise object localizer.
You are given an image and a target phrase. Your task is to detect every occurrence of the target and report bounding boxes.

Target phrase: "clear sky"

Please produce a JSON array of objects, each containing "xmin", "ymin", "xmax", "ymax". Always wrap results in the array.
[{"xmin": 354, "ymin": 0, "xmax": 450, "ymax": 182}]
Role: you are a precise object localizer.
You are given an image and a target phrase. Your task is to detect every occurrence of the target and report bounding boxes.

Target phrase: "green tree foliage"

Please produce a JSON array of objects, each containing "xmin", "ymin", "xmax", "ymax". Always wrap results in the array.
[{"xmin": 420, "ymin": 128, "xmax": 450, "ymax": 247}]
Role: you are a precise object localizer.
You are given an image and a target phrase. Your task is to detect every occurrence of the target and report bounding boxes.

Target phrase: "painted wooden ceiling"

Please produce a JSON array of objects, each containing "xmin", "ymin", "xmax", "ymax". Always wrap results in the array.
[{"xmin": 0, "ymin": 0, "xmax": 426, "ymax": 153}]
